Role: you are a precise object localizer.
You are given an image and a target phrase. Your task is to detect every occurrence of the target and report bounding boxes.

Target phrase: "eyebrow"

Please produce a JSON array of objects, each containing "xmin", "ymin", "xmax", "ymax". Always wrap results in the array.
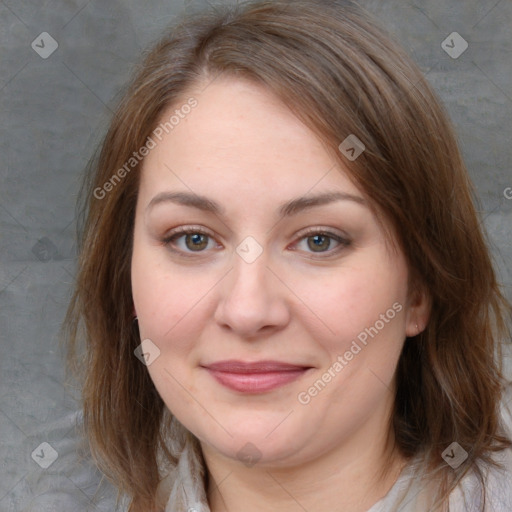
[{"xmin": 146, "ymin": 190, "xmax": 366, "ymax": 218}]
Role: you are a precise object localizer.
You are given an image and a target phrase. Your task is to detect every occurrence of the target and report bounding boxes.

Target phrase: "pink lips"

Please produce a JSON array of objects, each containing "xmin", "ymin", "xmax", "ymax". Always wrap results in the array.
[{"xmin": 202, "ymin": 360, "xmax": 312, "ymax": 393}]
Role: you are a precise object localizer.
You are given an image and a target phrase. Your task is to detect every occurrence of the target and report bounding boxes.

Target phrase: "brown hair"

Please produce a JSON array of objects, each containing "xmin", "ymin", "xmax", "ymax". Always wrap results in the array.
[{"xmin": 61, "ymin": 1, "xmax": 512, "ymax": 510}]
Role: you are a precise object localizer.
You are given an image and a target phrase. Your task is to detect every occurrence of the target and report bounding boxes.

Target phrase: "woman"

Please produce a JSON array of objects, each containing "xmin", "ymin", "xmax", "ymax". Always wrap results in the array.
[{"xmin": 61, "ymin": 1, "xmax": 512, "ymax": 510}]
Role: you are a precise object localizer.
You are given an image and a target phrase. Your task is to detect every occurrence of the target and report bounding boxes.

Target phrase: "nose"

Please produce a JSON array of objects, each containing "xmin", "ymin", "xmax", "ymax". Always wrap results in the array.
[{"xmin": 213, "ymin": 248, "xmax": 290, "ymax": 339}]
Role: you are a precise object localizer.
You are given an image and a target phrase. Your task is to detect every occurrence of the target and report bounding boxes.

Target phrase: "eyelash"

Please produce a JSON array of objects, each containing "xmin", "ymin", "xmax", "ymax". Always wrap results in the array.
[{"xmin": 161, "ymin": 226, "xmax": 351, "ymax": 259}]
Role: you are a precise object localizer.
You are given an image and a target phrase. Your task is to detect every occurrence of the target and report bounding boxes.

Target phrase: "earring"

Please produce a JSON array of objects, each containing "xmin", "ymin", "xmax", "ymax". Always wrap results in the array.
[{"xmin": 133, "ymin": 315, "xmax": 138, "ymax": 325}]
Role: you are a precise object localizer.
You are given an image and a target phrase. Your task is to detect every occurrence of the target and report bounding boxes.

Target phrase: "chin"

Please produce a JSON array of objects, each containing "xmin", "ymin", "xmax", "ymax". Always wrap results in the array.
[{"xmin": 198, "ymin": 421, "xmax": 308, "ymax": 467}]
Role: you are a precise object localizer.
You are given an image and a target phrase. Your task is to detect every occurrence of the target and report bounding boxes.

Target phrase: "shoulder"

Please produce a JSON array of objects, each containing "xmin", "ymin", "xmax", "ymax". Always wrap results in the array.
[
  {"xmin": 158, "ymin": 435, "xmax": 211, "ymax": 512},
  {"xmin": 156, "ymin": 468, "xmax": 177, "ymax": 511},
  {"xmin": 449, "ymin": 380, "xmax": 512, "ymax": 512}
]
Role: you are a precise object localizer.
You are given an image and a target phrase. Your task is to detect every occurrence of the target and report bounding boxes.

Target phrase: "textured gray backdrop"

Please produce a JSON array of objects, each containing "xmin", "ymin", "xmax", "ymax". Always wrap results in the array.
[{"xmin": 1, "ymin": 0, "xmax": 511, "ymax": 510}]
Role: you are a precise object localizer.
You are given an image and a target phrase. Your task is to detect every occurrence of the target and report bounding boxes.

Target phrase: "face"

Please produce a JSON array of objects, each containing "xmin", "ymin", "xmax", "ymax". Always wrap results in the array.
[{"xmin": 131, "ymin": 77, "xmax": 426, "ymax": 469}]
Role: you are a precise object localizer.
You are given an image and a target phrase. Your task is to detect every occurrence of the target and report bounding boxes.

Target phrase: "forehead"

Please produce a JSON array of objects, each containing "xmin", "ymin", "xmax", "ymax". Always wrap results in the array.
[{"xmin": 139, "ymin": 77, "xmax": 360, "ymax": 200}]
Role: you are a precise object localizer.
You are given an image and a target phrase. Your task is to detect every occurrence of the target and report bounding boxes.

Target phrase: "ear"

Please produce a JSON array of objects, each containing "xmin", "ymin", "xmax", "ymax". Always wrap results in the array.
[{"xmin": 404, "ymin": 284, "xmax": 431, "ymax": 338}]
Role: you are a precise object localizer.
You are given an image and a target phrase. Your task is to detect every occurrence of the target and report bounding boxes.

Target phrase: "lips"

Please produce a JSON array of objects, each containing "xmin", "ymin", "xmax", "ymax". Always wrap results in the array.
[
  {"xmin": 205, "ymin": 360, "xmax": 309, "ymax": 373},
  {"xmin": 202, "ymin": 360, "xmax": 312, "ymax": 393}
]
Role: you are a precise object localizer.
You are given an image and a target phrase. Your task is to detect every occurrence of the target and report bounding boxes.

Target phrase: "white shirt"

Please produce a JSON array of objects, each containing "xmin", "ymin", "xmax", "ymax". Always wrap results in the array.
[{"xmin": 160, "ymin": 382, "xmax": 512, "ymax": 512}]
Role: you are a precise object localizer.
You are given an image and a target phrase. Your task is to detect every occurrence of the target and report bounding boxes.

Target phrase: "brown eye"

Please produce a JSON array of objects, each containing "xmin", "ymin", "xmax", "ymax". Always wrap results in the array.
[
  {"xmin": 162, "ymin": 228, "xmax": 216, "ymax": 254},
  {"xmin": 185, "ymin": 233, "xmax": 209, "ymax": 251},
  {"xmin": 307, "ymin": 234, "xmax": 332, "ymax": 252}
]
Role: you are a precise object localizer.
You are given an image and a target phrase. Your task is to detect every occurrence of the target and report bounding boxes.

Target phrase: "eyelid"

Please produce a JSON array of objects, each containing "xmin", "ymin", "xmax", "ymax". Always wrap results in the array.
[
  {"xmin": 163, "ymin": 225, "xmax": 213, "ymax": 238},
  {"xmin": 293, "ymin": 225, "xmax": 350, "ymax": 241}
]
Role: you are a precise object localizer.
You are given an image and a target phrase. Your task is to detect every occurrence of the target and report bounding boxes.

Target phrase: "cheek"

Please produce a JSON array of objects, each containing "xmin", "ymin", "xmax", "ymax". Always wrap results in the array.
[
  {"xmin": 294, "ymin": 260, "xmax": 405, "ymax": 341},
  {"xmin": 306, "ymin": 261, "xmax": 407, "ymax": 398},
  {"xmin": 131, "ymin": 253, "xmax": 210, "ymax": 415},
  {"xmin": 131, "ymin": 247, "xmax": 215, "ymax": 352}
]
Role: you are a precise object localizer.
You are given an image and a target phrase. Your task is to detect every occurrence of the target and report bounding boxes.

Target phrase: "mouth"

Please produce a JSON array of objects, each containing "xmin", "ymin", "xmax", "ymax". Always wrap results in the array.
[{"xmin": 201, "ymin": 360, "xmax": 314, "ymax": 393}]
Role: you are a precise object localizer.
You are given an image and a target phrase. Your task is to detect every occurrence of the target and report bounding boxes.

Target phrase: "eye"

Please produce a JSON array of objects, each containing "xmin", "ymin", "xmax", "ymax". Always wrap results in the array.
[
  {"xmin": 162, "ymin": 227, "xmax": 218, "ymax": 254},
  {"xmin": 293, "ymin": 229, "xmax": 351, "ymax": 255}
]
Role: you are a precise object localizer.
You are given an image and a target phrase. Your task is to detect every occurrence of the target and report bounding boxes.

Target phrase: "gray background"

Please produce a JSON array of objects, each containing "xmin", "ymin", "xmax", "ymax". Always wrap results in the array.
[{"xmin": 1, "ymin": 0, "xmax": 511, "ymax": 510}]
